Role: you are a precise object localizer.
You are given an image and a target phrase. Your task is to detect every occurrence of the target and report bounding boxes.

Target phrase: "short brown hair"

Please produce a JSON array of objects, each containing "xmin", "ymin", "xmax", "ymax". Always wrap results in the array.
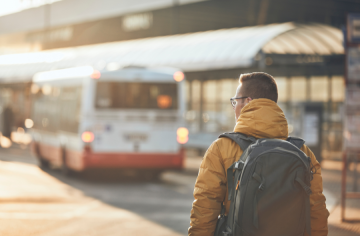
[{"xmin": 239, "ymin": 72, "xmax": 278, "ymax": 103}]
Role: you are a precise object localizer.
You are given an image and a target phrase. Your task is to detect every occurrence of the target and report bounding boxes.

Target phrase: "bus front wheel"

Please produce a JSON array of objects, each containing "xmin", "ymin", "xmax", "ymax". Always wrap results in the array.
[
  {"xmin": 34, "ymin": 143, "xmax": 49, "ymax": 169},
  {"xmin": 61, "ymin": 147, "xmax": 73, "ymax": 176},
  {"xmin": 39, "ymin": 157, "xmax": 50, "ymax": 169}
]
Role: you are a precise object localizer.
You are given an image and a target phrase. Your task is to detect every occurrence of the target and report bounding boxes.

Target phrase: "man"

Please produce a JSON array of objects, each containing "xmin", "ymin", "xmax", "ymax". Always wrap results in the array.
[{"xmin": 188, "ymin": 72, "xmax": 329, "ymax": 236}]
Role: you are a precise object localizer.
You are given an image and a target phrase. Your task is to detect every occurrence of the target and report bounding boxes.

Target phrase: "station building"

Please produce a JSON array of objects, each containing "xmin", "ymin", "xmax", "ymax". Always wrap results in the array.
[{"xmin": 0, "ymin": 0, "xmax": 359, "ymax": 160}]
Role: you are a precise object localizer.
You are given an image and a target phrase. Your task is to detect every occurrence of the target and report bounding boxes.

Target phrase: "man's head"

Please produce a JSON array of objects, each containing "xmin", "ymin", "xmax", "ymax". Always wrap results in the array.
[{"xmin": 232, "ymin": 72, "xmax": 278, "ymax": 120}]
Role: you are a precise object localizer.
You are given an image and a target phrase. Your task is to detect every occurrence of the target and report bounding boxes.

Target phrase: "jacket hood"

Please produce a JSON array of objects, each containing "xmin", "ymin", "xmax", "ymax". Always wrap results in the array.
[{"xmin": 234, "ymin": 98, "xmax": 288, "ymax": 139}]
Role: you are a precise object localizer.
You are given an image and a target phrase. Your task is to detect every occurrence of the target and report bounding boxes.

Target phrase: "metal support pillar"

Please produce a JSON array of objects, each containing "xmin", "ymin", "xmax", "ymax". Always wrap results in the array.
[
  {"xmin": 199, "ymin": 80, "xmax": 204, "ymax": 132},
  {"xmin": 188, "ymin": 80, "xmax": 192, "ymax": 111},
  {"xmin": 306, "ymin": 76, "xmax": 311, "ymax": 101}
]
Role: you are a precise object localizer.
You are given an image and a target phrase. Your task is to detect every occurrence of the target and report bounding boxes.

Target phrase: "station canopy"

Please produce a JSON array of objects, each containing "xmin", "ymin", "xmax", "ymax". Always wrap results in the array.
[{"xmin": 0, "ymin": 22, "xmax": 343, "ymax": 82}]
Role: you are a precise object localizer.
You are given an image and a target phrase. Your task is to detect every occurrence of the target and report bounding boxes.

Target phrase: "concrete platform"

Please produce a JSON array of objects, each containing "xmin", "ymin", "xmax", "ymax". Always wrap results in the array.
[
  {"xmin": 0, "ymin": 160, "xmax": 182, "ymax": 236},
  {"xmin": 0, "ymin": 145, "xmax": 359, "ymax": 236}
]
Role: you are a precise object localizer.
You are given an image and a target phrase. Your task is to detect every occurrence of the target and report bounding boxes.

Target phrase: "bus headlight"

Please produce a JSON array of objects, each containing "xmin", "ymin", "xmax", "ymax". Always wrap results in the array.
[
  {"xmin": 82, "ymin": 131, "xmax": 95, "ymax": 143},
  {"xmin": 177, "ymin": 127, "xmax": 189, "ymax": 144}
]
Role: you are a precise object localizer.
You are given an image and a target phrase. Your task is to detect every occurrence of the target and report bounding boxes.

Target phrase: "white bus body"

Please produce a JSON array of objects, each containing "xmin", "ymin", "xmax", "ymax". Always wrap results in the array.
[{"xmin": 31, "ymin": 66, "xmax": 187, "ymax": 172}]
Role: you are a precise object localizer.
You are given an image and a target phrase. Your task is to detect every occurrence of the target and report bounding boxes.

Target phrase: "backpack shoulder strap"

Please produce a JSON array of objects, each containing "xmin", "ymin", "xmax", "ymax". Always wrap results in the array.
[
  {"xmin": 287, "ymin": 136, "xmax": 305, "ymax": 149},
  {"xmin": 219, "ymin": 132, "xmax": 257, "ymax": 152},
  {"xmin": 219, "ymin": 132, "xmax": 257, "ymax": 201},
  {"xmin": 218, "ymin": 133, "xmax": 257, "ymax": 235}
]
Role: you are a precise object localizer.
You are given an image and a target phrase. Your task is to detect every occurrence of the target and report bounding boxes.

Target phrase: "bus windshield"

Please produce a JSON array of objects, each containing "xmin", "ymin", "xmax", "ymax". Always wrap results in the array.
[{"xmin": 95, "ymin": 81, "xmax": 178, "ymax": 110}]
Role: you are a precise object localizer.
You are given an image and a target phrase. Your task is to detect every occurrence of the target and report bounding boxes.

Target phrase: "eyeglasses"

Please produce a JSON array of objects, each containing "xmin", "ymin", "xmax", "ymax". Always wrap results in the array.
[{"xmin": 230, "ymin": 96, "xmax": 248, "ymax": 107}]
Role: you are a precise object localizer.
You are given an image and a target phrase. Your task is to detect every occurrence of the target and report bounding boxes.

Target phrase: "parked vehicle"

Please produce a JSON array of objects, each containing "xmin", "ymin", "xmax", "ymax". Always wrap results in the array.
[{"xmin": 31, "ymin": 65, "xmax": 188, "ymax": 176}]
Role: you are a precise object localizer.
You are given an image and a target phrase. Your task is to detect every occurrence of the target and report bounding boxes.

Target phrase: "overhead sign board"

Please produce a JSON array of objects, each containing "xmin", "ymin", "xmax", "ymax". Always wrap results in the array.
[{"xmin": 347, "ymin": 13, "xmax": 360, "ymax": 44}]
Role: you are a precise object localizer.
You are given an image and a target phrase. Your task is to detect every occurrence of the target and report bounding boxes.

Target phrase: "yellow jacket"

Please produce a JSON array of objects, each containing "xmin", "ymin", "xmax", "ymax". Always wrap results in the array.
[{"xmin": 188, "ymin": 99, "xmax": 329, "ymax": 236}]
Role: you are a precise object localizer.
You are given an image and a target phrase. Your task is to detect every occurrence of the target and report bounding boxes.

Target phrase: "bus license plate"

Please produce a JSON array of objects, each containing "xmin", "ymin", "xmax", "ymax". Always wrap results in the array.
[{"xmin": 124, "ymin": 134, "xmax": 148, "ymax": 142}]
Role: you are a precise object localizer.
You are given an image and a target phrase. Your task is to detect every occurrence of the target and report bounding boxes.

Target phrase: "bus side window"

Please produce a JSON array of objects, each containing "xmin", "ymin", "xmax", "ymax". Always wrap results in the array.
[
  {"xmin": 32, "ymin": 85, "xmax": 60, "ymax": 132},
  {"xmin": 96, "ymin": 82, "xmax": 112, "ymax": 108},
  {"xmin": 59, "ymin": 87, "xmax": 82, "ymax": 134}
]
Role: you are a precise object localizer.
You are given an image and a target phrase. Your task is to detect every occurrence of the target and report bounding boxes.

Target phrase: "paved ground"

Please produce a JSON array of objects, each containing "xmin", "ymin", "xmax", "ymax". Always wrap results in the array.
[
  {"xmin": 0, "ymin": 145, "xmax": 359, "ymax": 236},
  {"xmin": 322, "ymin": 160, "xmax": 360, "ymax": 236},
  {"xmin": 50, "ymin": 171, "xmax": 195, "ymax": 234},
  {"xmin": 0, "ymin": 146, "xmax": 195, "ymax": 235},
  {"xmin": 0, "ymin": 158, "xmax": 183, "ymax": 236}
]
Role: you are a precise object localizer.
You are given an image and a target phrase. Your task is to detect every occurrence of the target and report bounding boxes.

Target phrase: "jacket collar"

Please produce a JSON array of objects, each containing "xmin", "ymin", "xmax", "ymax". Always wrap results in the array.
[{"xmin": 233, "ymin": 98, "xmax": 288, "ymax": 139}]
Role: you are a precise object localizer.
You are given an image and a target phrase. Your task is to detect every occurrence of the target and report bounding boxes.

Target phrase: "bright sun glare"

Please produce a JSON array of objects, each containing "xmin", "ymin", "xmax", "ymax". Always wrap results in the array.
[{"xmin": 0, "ymin": 0, "xmax": 62, "ymax": 17}]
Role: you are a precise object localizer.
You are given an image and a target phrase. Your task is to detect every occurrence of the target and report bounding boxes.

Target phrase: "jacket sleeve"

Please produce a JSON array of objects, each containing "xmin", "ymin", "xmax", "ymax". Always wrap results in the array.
[
  {"xmin": 301, "ymin": 145, "xmax": 330, "ymax": 236},
  {"xmin": 188, "ymin": 141, "xmax": 227, "ymax": 236}
]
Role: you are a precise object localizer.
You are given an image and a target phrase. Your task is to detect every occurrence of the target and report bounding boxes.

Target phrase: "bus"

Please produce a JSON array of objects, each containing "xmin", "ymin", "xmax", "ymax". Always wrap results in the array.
[{"xmin": 30, "ymin": 66, "xmax": 188, "ymax": 177}]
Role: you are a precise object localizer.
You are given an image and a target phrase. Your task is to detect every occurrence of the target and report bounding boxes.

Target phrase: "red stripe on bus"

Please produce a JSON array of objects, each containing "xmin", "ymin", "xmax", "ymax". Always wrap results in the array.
[
  {"xmin": 32, "ymin": 142, "xmax": 184, "ymax": 171},
  {"xmin": 83, "ymin": 148, "xmax": 185, "ymax": 170}
]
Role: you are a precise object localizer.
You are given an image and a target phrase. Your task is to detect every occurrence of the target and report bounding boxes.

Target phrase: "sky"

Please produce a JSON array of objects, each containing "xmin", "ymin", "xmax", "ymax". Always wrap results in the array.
[{"xmin": 0, "ymin": 0, "xmax": 62, "ymax": 17}]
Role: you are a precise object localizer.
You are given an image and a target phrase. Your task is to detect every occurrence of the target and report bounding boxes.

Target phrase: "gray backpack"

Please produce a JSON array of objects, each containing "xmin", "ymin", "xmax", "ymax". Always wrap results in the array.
[{"xmin": 215, "ymin": 132, "xmax": 313, "ymax": 236}]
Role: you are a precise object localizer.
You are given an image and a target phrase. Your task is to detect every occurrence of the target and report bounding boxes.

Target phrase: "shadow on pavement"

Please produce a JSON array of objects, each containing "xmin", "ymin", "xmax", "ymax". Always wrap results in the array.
[{"xmin": 41, "ymin": 166, "xmax": 166, "ymax": 183}]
